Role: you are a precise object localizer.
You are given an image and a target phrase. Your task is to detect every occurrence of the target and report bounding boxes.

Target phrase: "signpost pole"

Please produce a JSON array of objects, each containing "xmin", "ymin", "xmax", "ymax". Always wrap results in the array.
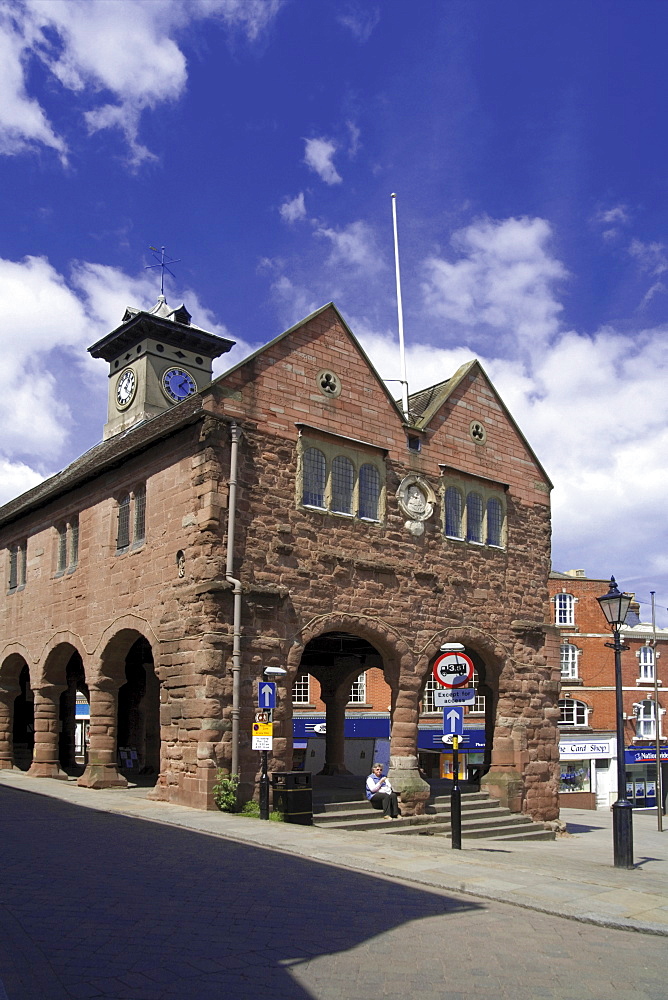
[
  {"xmin": 260, "ymin": 747, "xmax": 269, "ymax": 820},
  {"xmin": 451, "ymin": 734, "xmax": 461, "ymax": 850}
]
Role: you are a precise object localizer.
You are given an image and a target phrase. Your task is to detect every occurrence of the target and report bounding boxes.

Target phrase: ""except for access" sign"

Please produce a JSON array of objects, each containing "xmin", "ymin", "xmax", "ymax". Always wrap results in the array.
[{"xmin": 433, "ymin": 687, "xmax": 476, "ymax": 706}]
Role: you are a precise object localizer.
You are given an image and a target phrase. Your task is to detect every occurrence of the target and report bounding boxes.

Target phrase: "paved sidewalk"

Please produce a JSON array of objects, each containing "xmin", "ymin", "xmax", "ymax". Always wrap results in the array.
[{"xmin": 1, "ymin": 769, "xmax": 667, "ymax": 936}]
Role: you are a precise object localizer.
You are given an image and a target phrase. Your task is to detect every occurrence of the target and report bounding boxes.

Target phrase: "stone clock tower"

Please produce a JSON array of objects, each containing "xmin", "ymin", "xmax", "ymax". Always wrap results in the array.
[{"xmin": 88, "ymin": 296, "xmax": 235, "ymax": 440}]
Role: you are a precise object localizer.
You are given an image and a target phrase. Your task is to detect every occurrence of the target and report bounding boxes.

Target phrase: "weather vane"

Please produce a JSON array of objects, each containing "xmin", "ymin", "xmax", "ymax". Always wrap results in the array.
[{"xmin": 145, "ymin": 245, "xmax": 181, "ymax": 297}]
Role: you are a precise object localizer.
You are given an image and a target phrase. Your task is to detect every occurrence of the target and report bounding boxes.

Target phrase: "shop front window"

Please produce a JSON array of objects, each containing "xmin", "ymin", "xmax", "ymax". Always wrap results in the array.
[{"xmin": 559, "ymin": 759, "xmax": 591, "ymax": 793}]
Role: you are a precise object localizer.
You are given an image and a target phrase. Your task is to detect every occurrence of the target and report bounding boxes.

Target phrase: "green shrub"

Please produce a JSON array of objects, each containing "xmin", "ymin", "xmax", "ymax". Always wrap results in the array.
[
  {"xmin": 212, "ymin": 770, "xmax": 240, "ymax": 812},
  {"xmin": 239, "ymin": 800, "xmax": 284, "ymax": 821}
]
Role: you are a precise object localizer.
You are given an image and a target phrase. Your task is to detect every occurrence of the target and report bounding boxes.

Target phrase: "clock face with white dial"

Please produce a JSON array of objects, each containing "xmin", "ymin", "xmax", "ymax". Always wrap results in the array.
[
  {"xmin": 116, "ymin": 368, "xmax": 136, "ymax": 409},
  {"xmin": 162, "ymin": 367, "xmax": 197, "ymax": 403}
]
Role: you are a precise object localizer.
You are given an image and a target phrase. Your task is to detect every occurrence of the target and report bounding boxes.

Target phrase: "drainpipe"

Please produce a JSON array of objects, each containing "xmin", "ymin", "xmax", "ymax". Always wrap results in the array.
[{"xmin": 225, "ymin": 421, "xmax": 243, "ymax": 775}]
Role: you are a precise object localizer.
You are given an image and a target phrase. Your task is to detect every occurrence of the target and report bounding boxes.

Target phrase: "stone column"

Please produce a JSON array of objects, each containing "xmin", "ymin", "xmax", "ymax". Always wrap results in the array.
[
  {"xmin": 318, "ymin": 683, "xmax": 350, "ymax": 775},
  {"xmin": 388, "ymin": 669, "xmax": 430, "ymax": 816},
  {"xmin": 27, "ymin": 685, "xmax": 68, "ymax": 779},
  {"xmin": 78, "ymin": 682, "xmax": 127, "ymax": 789},
  {"xmin": 481, "ymin": 729, "xmax": 524, "ymax": 812},
  {"xmin": 0, "ymin": 685, "xmax": 17, "ymax": 769}
]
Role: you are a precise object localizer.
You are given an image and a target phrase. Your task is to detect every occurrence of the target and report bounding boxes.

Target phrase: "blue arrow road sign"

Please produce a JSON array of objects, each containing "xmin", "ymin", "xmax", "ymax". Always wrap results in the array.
[
  {"xmin": 258, "ymin": 682, "xmax": 276, "ymax": 710},
  {"xmin": 443, "ymin": 706, "xmax": 464, "ymax": 737}
]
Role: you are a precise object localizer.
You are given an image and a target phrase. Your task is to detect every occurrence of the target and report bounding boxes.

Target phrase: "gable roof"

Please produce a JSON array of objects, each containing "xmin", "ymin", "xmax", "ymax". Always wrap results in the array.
[
  {"xmin": 213, "ymin": 301, "xmax": 407, "ymax": 421},
  {"xmin": 406, "ymin": 359, "xmax": 553, "ymax": 489}
]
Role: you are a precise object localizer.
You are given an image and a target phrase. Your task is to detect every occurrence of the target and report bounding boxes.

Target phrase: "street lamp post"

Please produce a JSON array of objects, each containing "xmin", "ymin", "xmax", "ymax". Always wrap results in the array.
[{"xmin": 596, "ymin": 576, "xmax": 634, "ymax": 869}]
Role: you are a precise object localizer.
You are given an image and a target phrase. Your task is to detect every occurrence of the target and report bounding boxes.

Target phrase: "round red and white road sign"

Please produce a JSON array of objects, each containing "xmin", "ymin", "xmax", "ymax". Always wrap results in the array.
[{"xmin": 432, "ymin": 651, "xmax": 474, "ymax": 688}]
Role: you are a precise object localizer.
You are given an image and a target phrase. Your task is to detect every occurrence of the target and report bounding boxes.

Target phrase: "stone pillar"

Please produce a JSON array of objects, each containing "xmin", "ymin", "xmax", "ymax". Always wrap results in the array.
[
  {"xmin": 318, "ymin": 684, "xmax": 350, "ymax": 775},
  {"xmin": 28, "ymin": 685, "xmax": 68, "ymax": 779},
  {"xmin": 0, "ymin": 686, "xmax": 16, "ymax": 769},
  {"xmin": 78, "ymin": 683, "xmax": 127, "ymax": 789},
  {"xmin": 388, "ymin": 672, "xmax": 430, "ymax": 816},
  {"xmin": 481, "ymin": 730, "xmax": 524, "ymax": 813}
]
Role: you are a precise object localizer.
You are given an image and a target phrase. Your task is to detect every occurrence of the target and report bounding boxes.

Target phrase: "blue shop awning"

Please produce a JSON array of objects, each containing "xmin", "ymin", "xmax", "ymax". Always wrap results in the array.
[{"xmin": 292, "ymin": 716, "xmax": 486, "ymax": 751}]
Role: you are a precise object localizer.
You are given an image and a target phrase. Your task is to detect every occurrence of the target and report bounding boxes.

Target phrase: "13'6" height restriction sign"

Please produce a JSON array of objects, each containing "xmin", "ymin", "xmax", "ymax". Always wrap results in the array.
[{"xmin": 432, "ymin": 650, "xmax": 474, "ymax": 689}]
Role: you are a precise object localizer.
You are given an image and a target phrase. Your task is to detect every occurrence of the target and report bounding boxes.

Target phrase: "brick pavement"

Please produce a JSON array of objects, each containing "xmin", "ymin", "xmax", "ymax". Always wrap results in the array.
[{"xmin": 1, "ymin": 775, "xmax": 668, "ymax": 999}]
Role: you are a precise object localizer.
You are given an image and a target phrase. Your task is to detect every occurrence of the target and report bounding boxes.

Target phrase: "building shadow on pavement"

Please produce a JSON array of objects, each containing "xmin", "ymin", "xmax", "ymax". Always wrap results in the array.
[{"xmin": 0, "ymin": 786, "xmax": 482, "ymax": 1000}]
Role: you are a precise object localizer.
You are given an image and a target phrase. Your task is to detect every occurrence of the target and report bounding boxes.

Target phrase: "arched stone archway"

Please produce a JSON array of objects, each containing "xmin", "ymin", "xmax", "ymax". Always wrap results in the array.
[
  {"xmin": 28, "ymin": 640, "xmax": 89, "ymax": 780},
  {"xmin": 416, "ymin": 632, "xmax": 505, "ymax": 789},
  {"xmin": 0, "ymin": 651, "xmax": 32, "ymax": 770},
  {"xmin": 117, "ymin": 637, "xmax": 160, "ymax": 778},
  {"xmin": 415, "ymin": 625, "xmax": 559, "ymax": 819},
  {"xmin": 79, "ymin": 627, "xmax": 159, "ymax": 790},
  {"xmin": 284, "ymin": 614, "xmax": 429, "ymax": 814},
  {"xmin": 297, "ymin": 630, "xmax": 391, "ymax": 776}
]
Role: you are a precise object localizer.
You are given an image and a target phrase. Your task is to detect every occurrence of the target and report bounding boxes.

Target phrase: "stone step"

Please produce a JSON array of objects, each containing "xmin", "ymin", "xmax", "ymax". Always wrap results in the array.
[
  {"xmin": 313, "ymin": 791, "xmax": 495, "ymax": 816},
  {"xmin": 314, "ymin": 803, "xmax": 512, "ymax": 828},
  {"xmin": 387, "ymin": 815, "xmax": 551, "ymax": 840},
  {"xmin": 383, "ymin": 809, "xmax": 536, "ymax": 834},
  {"xmin": 311, "ymin": 788, "xmax": 554, "ymax": 841}
]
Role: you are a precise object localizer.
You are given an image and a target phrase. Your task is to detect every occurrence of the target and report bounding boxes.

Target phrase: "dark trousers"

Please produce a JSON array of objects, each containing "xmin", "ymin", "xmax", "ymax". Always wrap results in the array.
[{"xmin": 370, "ymin": 791, "xmax": 400, "ymax": 818}]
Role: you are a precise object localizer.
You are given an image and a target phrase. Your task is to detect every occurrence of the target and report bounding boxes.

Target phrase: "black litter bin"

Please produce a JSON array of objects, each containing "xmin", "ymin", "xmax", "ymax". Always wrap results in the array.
[{"xmin": 271, "ymin": 771, "xmax": 313, "ymax": 825}]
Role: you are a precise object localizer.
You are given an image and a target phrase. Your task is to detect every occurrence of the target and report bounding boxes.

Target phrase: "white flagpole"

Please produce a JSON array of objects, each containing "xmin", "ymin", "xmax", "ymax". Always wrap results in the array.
[
  {"xmin": 650, "ymin": 592, "xmax": 663, "ymax": 831},
  {"xmin": 391, "ymin": 193, "xmax": 410, "ymax": 421}
]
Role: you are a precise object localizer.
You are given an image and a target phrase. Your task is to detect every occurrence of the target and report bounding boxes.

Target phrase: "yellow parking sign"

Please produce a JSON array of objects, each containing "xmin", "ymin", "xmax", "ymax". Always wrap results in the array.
[{"xmin": 252, "ymin": 721, "xmax": 273, "ymax": 751}]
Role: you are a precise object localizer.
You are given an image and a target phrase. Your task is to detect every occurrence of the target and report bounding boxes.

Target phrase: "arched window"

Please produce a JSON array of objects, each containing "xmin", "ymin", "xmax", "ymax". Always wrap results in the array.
[
  {"xmin": 445, "ymin": 487, "xmax": 463, "ymax": 538},
  {"xmin": 638, "ymin": 645, "xmax": 655, "ymax": 682},
  {"xmin": 134, "ymin": 486, "xmax": 146, "ymax": 543},
  {"xmin": 466, "ymin": 492, "xmax": 483, "ymax": 543},
  {"xmin": 636, "ymin": 699, "xmax": 656, "ymax": 739},
  {"xmin": 348, "ymin": 672, "xmax": 366, "ymax": 703},
  {"xmin": 559, "ymin": 698, "xmax": 588, "ymax": 727},
  {"xmin": 303, "ymin": 448, "xmax": 326, "ymax": 508},
  {"xmin": 560, "ymin": 644, "xmax": 579, "ymax": 680},
  {"xmin": 555, "ymin": 593, "xmax": 575, "ymax": 626},
  {"xmin": 359, "ymin": 464, "xmax": 380, "ymax": 520},
  {"xmin": 331, "ymin": 455, "xmax": 354, "ymax": 514},
  {"xmin": 486, "ymin": 497, "xmax": 503, "ymax": 546},
  {"xmin": 117, "ymin": 495, "xmax": 131, "ymax": 550}
]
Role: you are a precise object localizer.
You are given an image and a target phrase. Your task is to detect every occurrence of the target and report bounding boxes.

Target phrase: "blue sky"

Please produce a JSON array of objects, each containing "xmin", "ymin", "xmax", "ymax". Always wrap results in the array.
[{"xmin": 1, "ymin": 0, "xmax": 667, "ymax": 623}]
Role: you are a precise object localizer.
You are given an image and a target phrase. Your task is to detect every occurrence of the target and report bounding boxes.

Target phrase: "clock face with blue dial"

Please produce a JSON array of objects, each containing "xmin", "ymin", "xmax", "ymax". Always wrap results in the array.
[{"xmin": 162, "ymin": 367, "xmax": 197, "ymax": 402}]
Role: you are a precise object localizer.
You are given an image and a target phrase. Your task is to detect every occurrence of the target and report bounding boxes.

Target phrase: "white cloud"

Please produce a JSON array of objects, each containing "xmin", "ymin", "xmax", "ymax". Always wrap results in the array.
[
  {"xmin": 0, "ymin": 458, "xmax": 44, "ymax": 507},
  {"xmin": 422, "ymin": 216, "xmax": 566, "ymax": 356},
  {"xmin": 347, "ymin": 120, "xmax": 361, "ymax": 157},
  {"xmin": 304, "ymin": 137, "xmax": 342, "ymax": 185},
  {"xmin": 0, "ymin": 8, "xmax": 68, "ymax": 160},
  {"xmin": 0, "ymin": 254, "xmax": 238, "ymax": 470},
  {"xmin": 594, "ymin": 204, "xmax": 630, "ymax": 227},
  {"xmin": 279, "ymin": 192, "xmax": 307, "ymax": 224},
  {"xmin": 337, "ymin": 5, "xmax": 380, "ymax": 43},
  {"xmin": 0, "ymin": 0, "xmax": 283, "ymax": 165},
  {"xmin": 316, "ymin": 220, "xmax": 384, "ymax": 274},
  {"xmin": 270, "ymin": 275, "xmax": 320, "ymax": 328},
  {"xmin": 639, "ymin": 280, "xmax": 667, "ymax": 309},
  {"xmin": 629, "ymin": 238, "xmax": 668, "ymax": 276},
  {"xmin": 348, "ymin": 215, "xmax": 668, "ymax": 616}
]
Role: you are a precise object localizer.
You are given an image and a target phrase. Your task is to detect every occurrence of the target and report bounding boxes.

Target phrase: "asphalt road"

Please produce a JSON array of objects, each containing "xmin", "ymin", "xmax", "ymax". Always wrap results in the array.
[{"xmin": 1, "ymin": 785, "xmax": 666, "ymax": 1000}]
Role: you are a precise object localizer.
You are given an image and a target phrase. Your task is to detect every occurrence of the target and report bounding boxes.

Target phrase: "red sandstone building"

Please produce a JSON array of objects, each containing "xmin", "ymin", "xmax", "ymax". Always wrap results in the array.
[
  {"xmin": 0, "ymin": 297, "xmax": 561, "ymax": 820},
  {"xmin": 549, "ymin": 570, "xmax": 667, "ymax": 811}
]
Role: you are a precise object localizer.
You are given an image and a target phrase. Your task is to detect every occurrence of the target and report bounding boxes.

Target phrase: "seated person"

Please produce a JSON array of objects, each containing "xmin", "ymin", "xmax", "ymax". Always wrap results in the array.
[{"xmin": 365, "ymin": 763, "xmax": 400, "ymax": 819}]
